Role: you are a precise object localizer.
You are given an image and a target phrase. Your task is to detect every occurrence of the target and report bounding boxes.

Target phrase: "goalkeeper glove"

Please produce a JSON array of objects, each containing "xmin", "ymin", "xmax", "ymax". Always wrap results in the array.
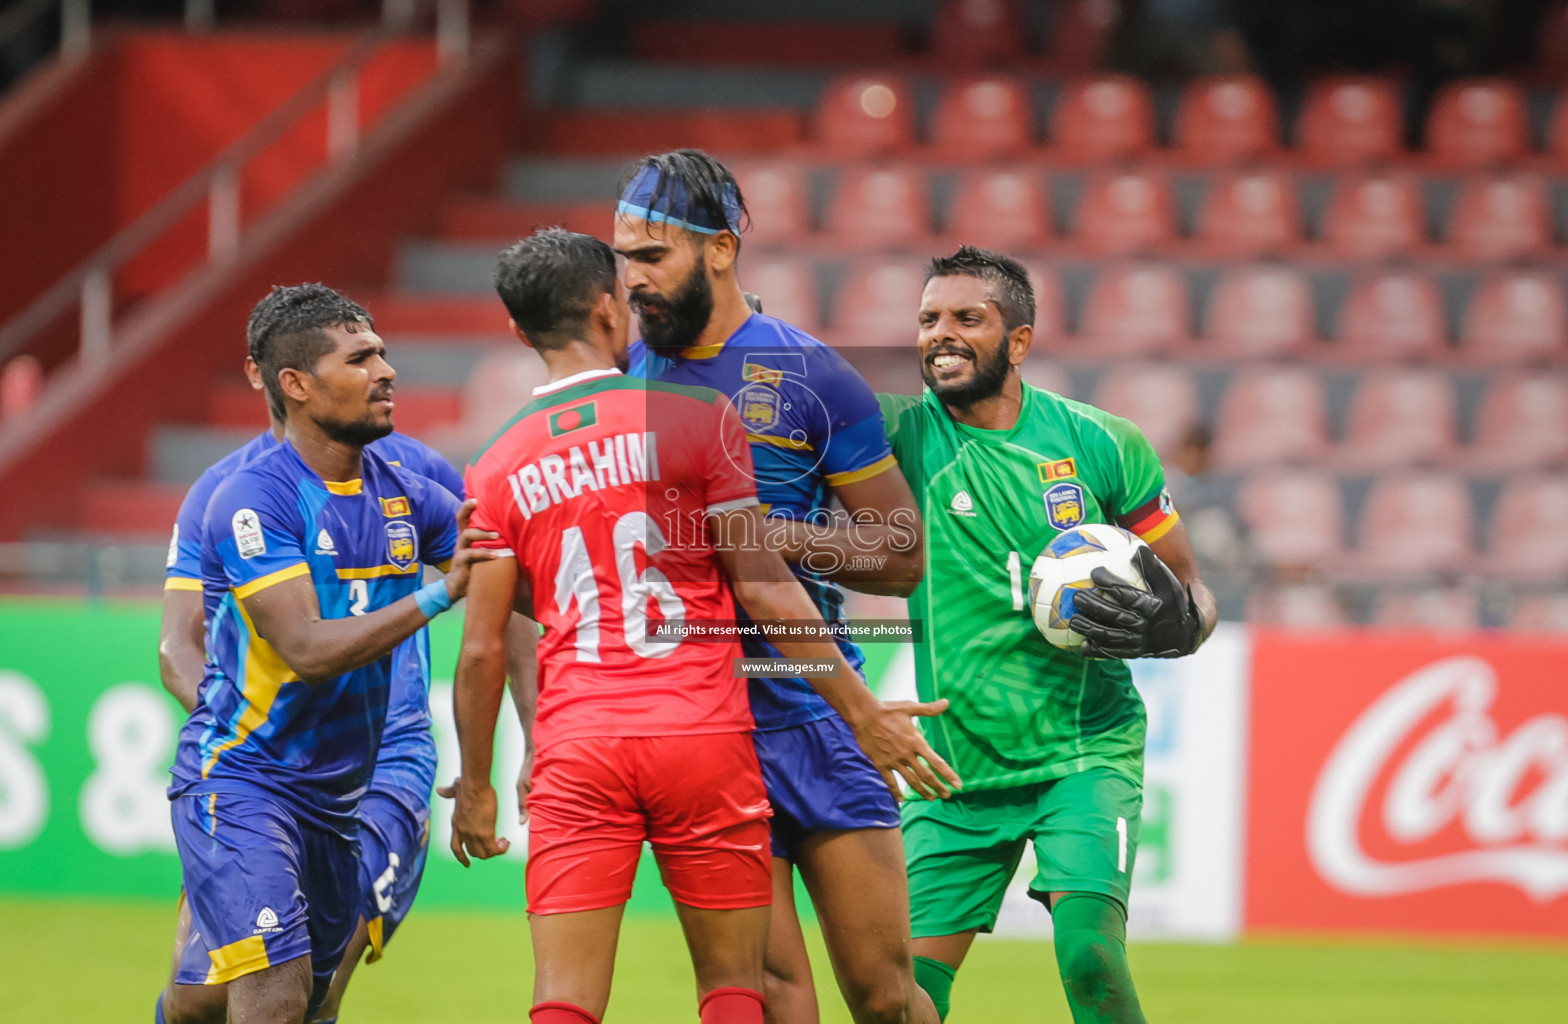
[{"xmin": 1068, "ymin": 545, "xmax": 1203, "ymax": 660}]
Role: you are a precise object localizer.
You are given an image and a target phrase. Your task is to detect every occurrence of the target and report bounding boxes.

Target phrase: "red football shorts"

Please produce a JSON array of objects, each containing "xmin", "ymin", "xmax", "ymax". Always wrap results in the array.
[{"xmin": 525, "ymin": 731, "xmax": 773, "ymax": 915}]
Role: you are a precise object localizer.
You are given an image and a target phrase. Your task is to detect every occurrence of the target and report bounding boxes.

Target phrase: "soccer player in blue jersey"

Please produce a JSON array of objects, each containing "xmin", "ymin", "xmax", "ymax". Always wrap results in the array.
[
  {"xmin": 153, "ymin": 285, "xmax": 496, "ymax": 1024},
  {"xmin": 613, "ymin": 150, "xmax": 957, "ymax": 1024}
]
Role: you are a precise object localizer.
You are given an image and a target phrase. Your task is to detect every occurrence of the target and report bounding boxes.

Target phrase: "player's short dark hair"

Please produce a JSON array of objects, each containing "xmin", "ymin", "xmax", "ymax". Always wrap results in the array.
[
  {"xmin": 617, "ymin": 148, "xmax": 750, "ymax": 248},
  {"xmin": 925, "ymin": 245, "xmax": 1036, "ymax": 333},
  {"xmin": 494, "ymin": 228, "xmax": 617, "ymax": 351},
  {"xmin": 246, "ymin": 283, "xmax": 374, "ymax": 420}
]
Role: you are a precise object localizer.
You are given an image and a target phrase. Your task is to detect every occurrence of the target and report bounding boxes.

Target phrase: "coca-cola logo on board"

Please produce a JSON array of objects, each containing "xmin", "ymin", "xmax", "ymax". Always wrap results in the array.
[{"xmin": 1307, "ymin": 656, "xmax": 1568, "ymax": 902}]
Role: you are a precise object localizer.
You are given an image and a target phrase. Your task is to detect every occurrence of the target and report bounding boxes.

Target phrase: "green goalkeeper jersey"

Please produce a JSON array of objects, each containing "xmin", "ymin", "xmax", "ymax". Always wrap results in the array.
[{"xmin": 878, "ymin": 383, "xmax": 1180, "ymax": 793}]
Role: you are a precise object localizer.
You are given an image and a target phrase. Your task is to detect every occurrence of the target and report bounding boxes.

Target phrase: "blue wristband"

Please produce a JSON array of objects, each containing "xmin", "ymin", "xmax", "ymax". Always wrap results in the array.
[{"xmin": 414, "ymin": 579, "xmax": 453, "ymax": 620}]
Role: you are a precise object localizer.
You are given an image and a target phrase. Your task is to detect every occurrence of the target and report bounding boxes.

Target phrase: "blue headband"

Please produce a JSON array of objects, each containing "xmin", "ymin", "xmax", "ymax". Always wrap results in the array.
[{"xmin": 616, "ymin": 165, "xmax": 742, "ymax": 236}]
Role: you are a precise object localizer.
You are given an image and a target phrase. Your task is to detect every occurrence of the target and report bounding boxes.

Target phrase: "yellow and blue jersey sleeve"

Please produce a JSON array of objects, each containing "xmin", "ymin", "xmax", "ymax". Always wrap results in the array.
[
  {"xmin": 805, "ymin": 348, "xmax": 896, "ymax": 489},
  {"xmin": 165, "ymin": 470, "xmax": 218, "ymax": 592},
  {"xmin": 203, "ymin": 471, "xmax": 310, "ymax": 600}
]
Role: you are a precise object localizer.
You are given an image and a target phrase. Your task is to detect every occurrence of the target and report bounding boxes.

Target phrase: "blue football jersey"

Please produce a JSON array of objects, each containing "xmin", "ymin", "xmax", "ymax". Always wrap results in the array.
[
  {"xmin": 164, "ymin": 429, "xmax": 460, "ymax": 812},
  {"xmin": 169, "ymin": 441, "xmax": 459, "ymax": 836},
  {"xmin": 629, "ymin": 313, "xmax": 897, "ymax": 730}
]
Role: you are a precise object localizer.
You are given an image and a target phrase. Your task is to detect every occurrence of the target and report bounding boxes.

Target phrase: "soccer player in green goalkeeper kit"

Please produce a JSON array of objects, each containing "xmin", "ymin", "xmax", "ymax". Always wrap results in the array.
[{"xmin": 876, "ymin": 246, "xmax": 1219, "ymax": 1024}]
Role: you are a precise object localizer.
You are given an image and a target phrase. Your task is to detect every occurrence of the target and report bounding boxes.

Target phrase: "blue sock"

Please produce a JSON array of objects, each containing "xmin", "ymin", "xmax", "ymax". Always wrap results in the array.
[{"xmin": 153, "ymin": 993, "xmax": 167, "ymax": 1024}]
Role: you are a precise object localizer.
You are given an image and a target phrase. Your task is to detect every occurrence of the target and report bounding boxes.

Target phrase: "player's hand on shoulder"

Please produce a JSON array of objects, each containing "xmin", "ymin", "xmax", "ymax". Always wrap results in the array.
[
  {"xmin": 443, "ymin": 499, "xmax": 502, "ymax": 604},
  {"xmin": 439, "ymin": 774, "xmax": 510, "ymax": 867},
  {"xmin": 1069, "ymin": 546, "xmax": 1202, "ymax": 661},
  {"xmin": 847, "ymin": 695, "xmax": 962, "ymax": 802}
]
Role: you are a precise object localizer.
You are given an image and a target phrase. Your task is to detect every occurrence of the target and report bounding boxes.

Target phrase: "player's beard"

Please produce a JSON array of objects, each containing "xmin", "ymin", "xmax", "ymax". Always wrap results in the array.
[
  {"xmin": 921, "ymin": 339, "xmax": 1013, "ymax": 409},
  {"xmin": 632, "ymin": 253, "xmax": 715, "ymax": 357},
  {"xmin": 319, "ymin": 389, "xmax": 396, "ymax": 447}
]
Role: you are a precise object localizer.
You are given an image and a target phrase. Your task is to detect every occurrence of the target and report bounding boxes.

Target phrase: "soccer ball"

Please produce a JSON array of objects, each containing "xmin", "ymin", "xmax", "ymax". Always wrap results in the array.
[{"xmin": 1027, "ymin": 524, "xmax": 1150, "ymax": 651}]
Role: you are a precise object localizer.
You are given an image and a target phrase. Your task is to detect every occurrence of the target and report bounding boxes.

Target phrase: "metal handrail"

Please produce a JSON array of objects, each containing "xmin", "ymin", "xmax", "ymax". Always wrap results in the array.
[{"xmin": 0, "ymin": 0, "xmax": 467, "ymax": 367}]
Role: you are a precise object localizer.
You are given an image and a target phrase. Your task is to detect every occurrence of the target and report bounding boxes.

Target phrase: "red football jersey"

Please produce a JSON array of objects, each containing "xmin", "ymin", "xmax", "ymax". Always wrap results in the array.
[{"xmin": 465, "ymin": 369, "xmax": 759, "ymax": 746}]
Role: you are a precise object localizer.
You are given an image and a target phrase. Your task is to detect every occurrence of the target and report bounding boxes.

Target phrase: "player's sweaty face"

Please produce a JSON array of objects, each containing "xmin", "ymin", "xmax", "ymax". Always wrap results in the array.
[
  {"xmin": 917, "ymin": 275, "xmax": 1012, "ymax": 406},
  {"xmin": 613, "ymin": 215, "xmax": 715, "ymax": 355},
  {"xmin": 307, "ymin": 322, "xmax": 397, "ymax": 446}
]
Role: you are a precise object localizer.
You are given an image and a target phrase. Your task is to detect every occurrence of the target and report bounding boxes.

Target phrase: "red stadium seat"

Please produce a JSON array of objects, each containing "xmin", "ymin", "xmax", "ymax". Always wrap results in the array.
[
  {"xmin": 824, "ymin": 166, "xmax": 931, "ymax": 249},
  {"xmin": 1020, "ymin": 357, "xmax": 1072, "ymax": 397},
  {"xmin": 1235, "ymin": 468, "xmax": 1346, "ymax": 571},
  {"xmin": 815, "ymin": 75, "xmax": 916, "ymax": 157},
  {"xmin": 1194, "ymin": 170, "xmax": 1301, "ymax": 258},
  {"xmin": 731, "ymin": 162, "xmax": 812, "ymax": 246},
  {"xmin": 1467, "ymin": 372, "xmax": 1568, "ymax": 470},
  {"xmin": 1079, "ymin": 262, "xmax": 1191, "ymax": 356},
  {"xmin": 931, "ymin": 0, "xmax": 1026, "ymax": 63},
  {"xmin": 1335, "ymin": 271, "xmax": 1448, "ymax": 363},
  {"xmin": 741, "ymin": 259, "xmax": 821, "ymax": 333},
  {"xmin": 1297, "ymin": 76, "xmax": 1403, "ymax": 166},
  {"xmin": 1510, "ymin": 591, "xmax": 1568, "ymax": 632},
  {"xmin": 1021, "ymin": 261, "xmax": 1067, "ymax": 347},
  {"xmin": 1073, "ymin": 168, "xmax": 1177, "ymax": 255},
  {"xmin": 1174, "ymin": 75, "xmax": 1280, "ymax": 164},
  {"xmin": 1247, "ymin": 584, "xmax": 1351, "ymax": 628},
  {"xmin": 1203, "ymin": 264, "xmax": 1316, "ymax": 359},
  {"xmin": 1089, "ymin": 363, "xmax": 1201, "ymax": 455},
  {"xmin": 1459, "ymin": 270, "xmax": 1568, "ymax": 365},
  {"xmin": 1320, "ymin": 172, "xmax": 1426, "ymax": 259},
  {"xmin": 931, "ymin": 77, "xmax": 1034, "ymax": 159},
  {"xmin": 833, "ymin": 259, "xmax": 927, "ymax": 344},
  {"xmin": 1212, "ymin": 366, "xmax": 1329, "ymax": 469},
  {"xmin": 1048, "ymin": 0, "xmax": 1124, "ymax": 74},
  {"xmin": 1353, "ymin": 470, "xmax": 1476, "ymax": 576},
  {"xmin": 1446, "ymin": 173, "xmax": 1552, "ymax": 261},
  {"xmin": 1425, "ymin": 78, "xmax": 1530, "ymax": 169},
  {"xmin": 1373, "ymin": 588, "xmax": 1481, "ymax": 630},
  {"xmin": 1050, "ymin": 74, "xmax": 1156, "ymax": 162},
  {"xmin": 1338, "ymin": 368, "xmax": 1458, "ymax": 470},
  {"xmin": 946, "ymin": 169, "xmax": 1051, "ymax": 250},
  {"xmin": 1486, "ymin": 474, "xmax": 1568, "ymax": 580}
]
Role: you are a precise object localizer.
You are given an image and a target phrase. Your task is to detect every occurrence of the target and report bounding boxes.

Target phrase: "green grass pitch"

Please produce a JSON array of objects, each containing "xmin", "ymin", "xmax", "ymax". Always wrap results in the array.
[{"xmin": 2, "ymin": 897, "xmax": 1564, "ymax": 1023}]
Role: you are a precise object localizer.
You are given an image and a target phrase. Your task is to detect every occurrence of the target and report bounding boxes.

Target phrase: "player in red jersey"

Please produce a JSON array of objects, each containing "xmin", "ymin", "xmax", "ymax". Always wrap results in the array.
[{"xmin": 447, "ymin": 229, "xmax": 957, "ymax": 1024}]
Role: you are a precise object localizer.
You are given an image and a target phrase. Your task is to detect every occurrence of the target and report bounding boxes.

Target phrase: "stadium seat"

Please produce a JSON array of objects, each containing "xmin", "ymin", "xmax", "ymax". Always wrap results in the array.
[
  {"xmin": 824, "ymin": 166, "xmax": 932, "ymax": 249},
  {"xmin": 1338, "ymin": 368, "xmax": 1458, "ymax": 470},
  {"xmin": 1296, "ymin": 76, "xmax": 1403, "ymax": 165},
  {"xmin": 1194, "ymin": 170, "xmax": 1302, "ymax": 257},
  {"xmin": 1425, "ymin": 77, "xmax": 1530, "ymax": 169},
  {"xmin": 1334, "ymin": 270, "xmax": 1449, "ymax": 363},
  {"xmin": 1089, "ymin": 363, "xmax": 1201, "ymax": 455},
  {"xmin": 1079, "ymin": 262, "xmax": 1192, "ymax": 356},
  {"xmin": 833, "ymin": 259, "xmax": 927, "ymax": 344},
  {"xmin": 1353, "ymin": 470, "xmax": 1476, "ymax": 576},
  {"xmin": 1320, "ymin": 172, "xmax": 1426, "ymax": 259},
  {"xmin": 1459, "ymin": 270, "xmax": 1568, "ymax": 365},
  {"xmin": 1509, "ymin": 591, "xmax": 1568, "ymax": 632},
  {"xmin": 1174, "ymin": 75, "xmax": 1280, "ymax": 164},
  {"xmin": 1246, "ymin": 584, "xmax": 1351, "ymax": 628},
  {"xmin": 1048, "ymin": 0, "xmax": 1124, "ymax": 73},
  {"xmin": 741, "ymin": 259, "xmax": 822, "ymax": 333},
  {"xmin": 1235, "ymin": 468, "xmax": 1346, "ymax": 571},
  {"xmin": 1445, "ymin": 173, "xmax": 1552, "ymax": 261},
  {"xmin": 1467, "ymin": 372, "xmax": 1568, "ymax": 469},
  {"xmin": 1021, "ymin": 261, "xmax": 1067, "ymax": 347},
  {"xmin": 1072, "ymin": 168, "xmax": 1177, "ymax": 255},
  {"xmin": 1019, "ymin": 357, "xmax": 1072, "ymax": 397},
  {"xmin": 1212, "ymin": 366, "xmax": 1329, "ymax": 469},
  {"xmin": 1373, "ymin": 588, "xmax": 1481, "ymax": 630},
  {"xmin": 1486, "ymin": 473, "xmax": 1568, "ymax": 580},
  {"xmin": 731, "ymin": 162, "xmax": 812, "ymax": 246},
  {"xmin": 815, "ymin": 75, "xmax": 916, "ymax": 157},
  {"xmin": 930, "ymin": 77, "xmax": 1034, "ymax": 159},
  {"xmin": 1049, "ymin": 74, "xmax": 1156, "ymax": 162},
  {"xmin": 946, "ymin": 169, "xmax": 1051, "ymax": 250},
  {"xmin": 931, "ymin": 0, "xmax": 1026, "ymax": 64},
  {"xmin": 1203, "ymin": 264, "xmax": 1316, "ymax": 359}
]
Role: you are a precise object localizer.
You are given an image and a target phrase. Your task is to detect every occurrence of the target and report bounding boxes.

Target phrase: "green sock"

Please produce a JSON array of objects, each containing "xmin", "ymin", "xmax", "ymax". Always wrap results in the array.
[
  {"xmin": 912, "ymin": 955, "xmax": 956, "ymax": 1022},
  {"xmin": 1051, "ymin": 892, "xmax": 1147, "ymax": 1024}
]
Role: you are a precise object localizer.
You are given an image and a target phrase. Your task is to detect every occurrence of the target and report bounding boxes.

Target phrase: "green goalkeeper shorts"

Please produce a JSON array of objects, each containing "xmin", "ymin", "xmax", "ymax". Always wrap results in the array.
[{"xmin": 901, "ymin": 767, "xmax": 1142, "ymax": 938}]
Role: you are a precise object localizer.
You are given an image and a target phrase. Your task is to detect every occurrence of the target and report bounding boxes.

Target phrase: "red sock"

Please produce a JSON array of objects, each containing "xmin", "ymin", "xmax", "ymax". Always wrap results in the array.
[
  {"xmin": 699, "ymin": 986, "xmax": 765, "ymax": 1024},
  {"xmin": 530, "ymin": 1002, "xmax": 600, "ymax": 1024}
]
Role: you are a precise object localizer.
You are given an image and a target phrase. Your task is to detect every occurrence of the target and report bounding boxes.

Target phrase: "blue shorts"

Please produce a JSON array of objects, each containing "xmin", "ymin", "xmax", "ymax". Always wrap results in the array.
[
  {"xmin": 754, "ymin": 714, "xmax": 901, "ymax": 860},
  {"xmin": 357, "ymin": 790, "xmax": 431, "ymax": 961},
  {"xmin": 171, "ymin": 790, "xmax": 358, "ymax": 1015}
]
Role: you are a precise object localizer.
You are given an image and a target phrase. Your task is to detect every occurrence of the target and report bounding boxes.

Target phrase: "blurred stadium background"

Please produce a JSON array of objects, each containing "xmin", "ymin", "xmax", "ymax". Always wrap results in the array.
[{"xmin": 0, "ymin": 0, "xmax": 1564, "ymax": 1020}]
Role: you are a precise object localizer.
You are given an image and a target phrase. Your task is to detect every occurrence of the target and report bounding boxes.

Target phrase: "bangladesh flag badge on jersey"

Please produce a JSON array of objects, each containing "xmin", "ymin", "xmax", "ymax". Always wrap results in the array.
[{"xmin": 549, "ymin": 402, "xmax": 597, "ymax": 437}]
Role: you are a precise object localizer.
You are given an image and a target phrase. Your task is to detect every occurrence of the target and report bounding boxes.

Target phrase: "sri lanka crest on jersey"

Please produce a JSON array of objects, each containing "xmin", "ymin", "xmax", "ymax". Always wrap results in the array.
[
  {"xmin": 386, "ymin": 521, "xmax": 418, "ymax": 571},
  {"xmin": 1044, "ymin": 482, "xmax": 1086, "ymax": 530},
  {"xmin": 738, "ymin": 384, "xmax": 781, "ymax": 429}
]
